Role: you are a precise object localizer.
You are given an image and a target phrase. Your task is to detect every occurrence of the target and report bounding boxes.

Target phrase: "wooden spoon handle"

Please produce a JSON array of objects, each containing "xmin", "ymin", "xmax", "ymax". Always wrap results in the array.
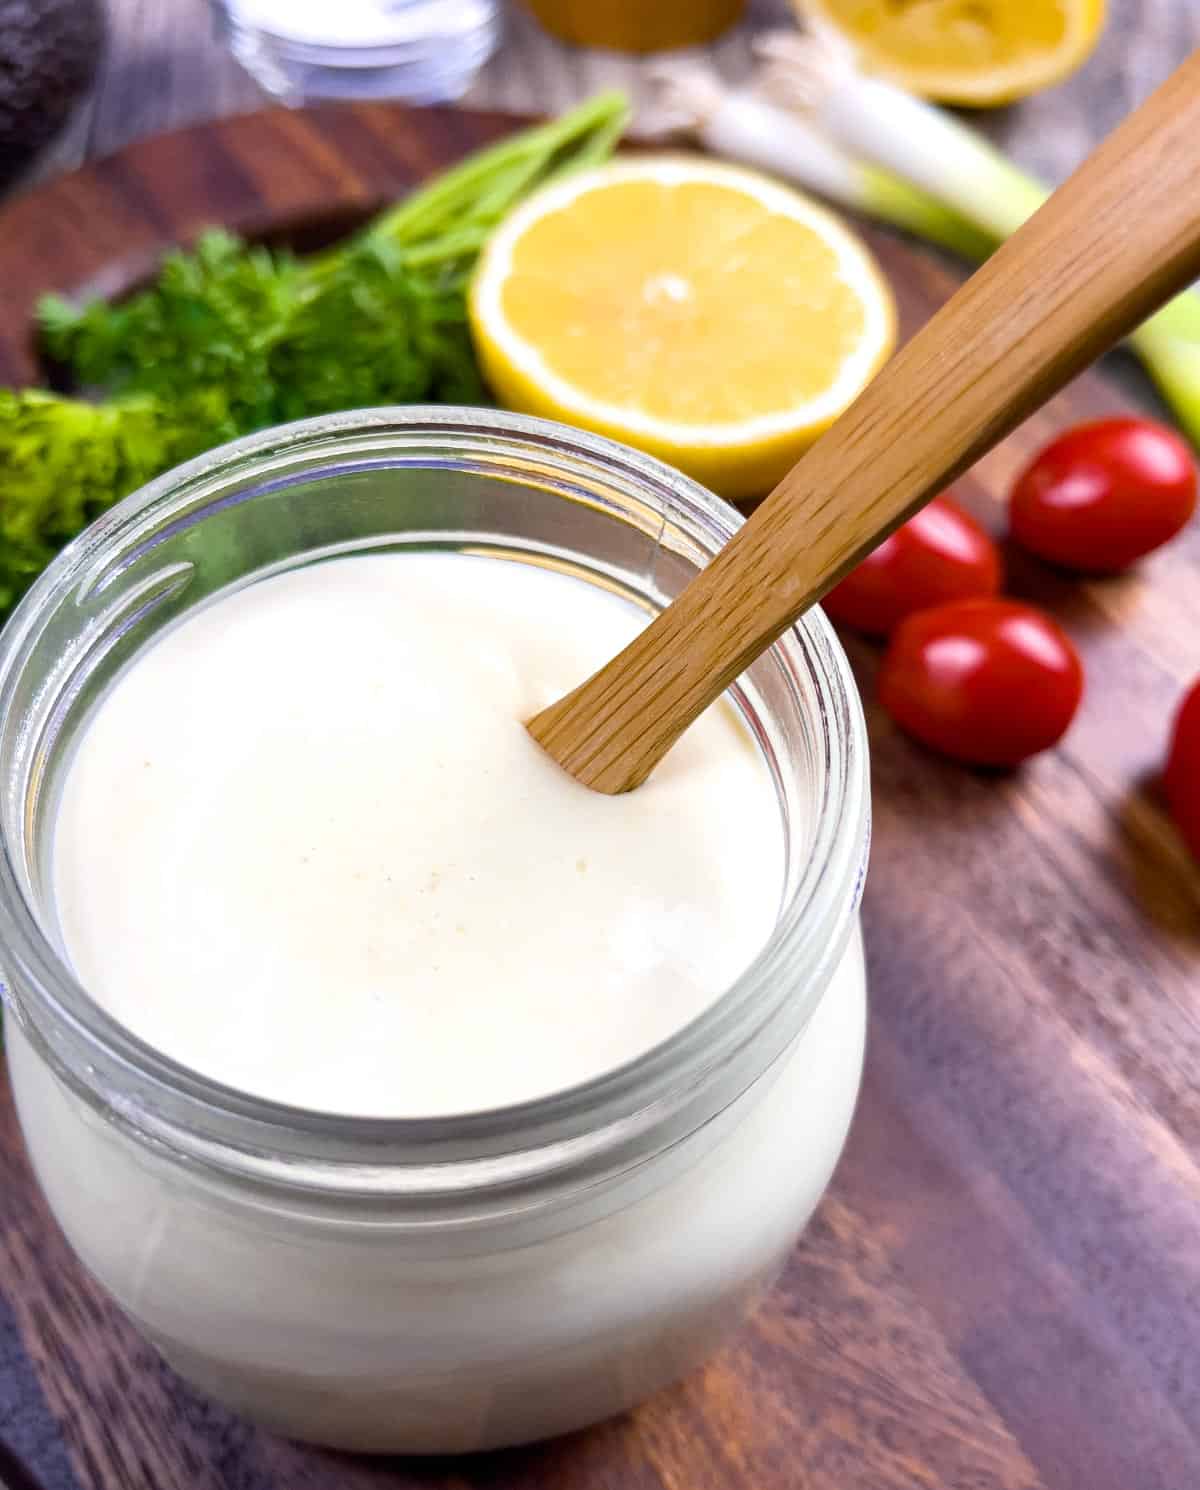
[{"xmin": 529, "ymin": 50, "xmax": 1200, "ymax": 793}]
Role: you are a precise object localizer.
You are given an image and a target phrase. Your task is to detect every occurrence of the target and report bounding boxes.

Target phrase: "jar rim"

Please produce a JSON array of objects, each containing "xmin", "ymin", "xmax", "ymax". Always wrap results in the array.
[{"xmin": 0, "ymin": 407, "xmax": 869, "ymax": 1207}]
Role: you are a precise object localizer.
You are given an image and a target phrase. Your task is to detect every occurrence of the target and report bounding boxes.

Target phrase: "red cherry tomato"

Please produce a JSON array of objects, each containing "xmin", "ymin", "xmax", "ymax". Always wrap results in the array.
[
  {"xmin": 822, "ymin": 493, "xmax": 1002, "ymax": 637},
  {"xmin": 1164, "ymin": 679, "xmax": 1200, "ymax": 861},
  {"xmin": 1011, "ymin": 417, "xmax": 1196, "ymax": 572},
  {"xmin": 878, "ymin": 598, "xmax": 1084, "ymax": 767}
]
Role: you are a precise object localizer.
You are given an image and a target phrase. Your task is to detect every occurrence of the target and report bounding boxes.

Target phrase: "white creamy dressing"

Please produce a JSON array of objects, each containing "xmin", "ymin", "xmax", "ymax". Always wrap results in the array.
[
  {"xmin": 229, "ymin": 0, "xmax": 491, "ymax": 48},
  {"xmin": 51, "ymin": 552, "xmax": 783, "ymax": 1116},
  {"xmin": 13, "ymin": 545, "xmax": 869, "ymax": 1451}
]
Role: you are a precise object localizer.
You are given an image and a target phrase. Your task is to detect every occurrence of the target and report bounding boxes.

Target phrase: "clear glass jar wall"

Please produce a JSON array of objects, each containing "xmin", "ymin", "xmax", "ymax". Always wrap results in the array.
[
  {"xmin": 213, "ymin": 0, "xmax": 500, "ymax": 105},
  {"xmin": 0, "ymin": 409, "xmax": 870, "ymax": 1452}
]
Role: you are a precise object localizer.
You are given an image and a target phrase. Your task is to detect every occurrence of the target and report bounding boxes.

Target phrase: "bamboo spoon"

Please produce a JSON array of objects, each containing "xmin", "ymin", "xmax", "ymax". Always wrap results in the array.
[{"xmin": 528, "ymin": 50, "xmax": 1200, "ymax": 794}]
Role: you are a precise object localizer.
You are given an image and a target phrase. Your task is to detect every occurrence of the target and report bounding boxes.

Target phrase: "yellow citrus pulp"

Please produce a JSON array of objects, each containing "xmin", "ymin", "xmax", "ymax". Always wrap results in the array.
[{"xmin": 469, "ymin": 157, "xmax": 896, "ymax": 500}]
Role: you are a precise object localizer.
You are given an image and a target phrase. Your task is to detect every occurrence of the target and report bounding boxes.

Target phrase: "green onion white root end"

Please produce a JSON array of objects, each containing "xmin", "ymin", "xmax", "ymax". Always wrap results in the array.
[
  {"xmin": 645, "ymin": 61, "xmax": 991, "ymax": 262},
  {"xmin": 754, "ymin": 26, "xmax": 1200, "ymax": 447}
]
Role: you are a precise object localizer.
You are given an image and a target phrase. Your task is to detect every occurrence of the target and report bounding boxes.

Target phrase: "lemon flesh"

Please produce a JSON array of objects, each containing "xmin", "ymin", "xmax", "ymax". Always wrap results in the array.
[
  {"xmin": 799, "ymin": 0, "xmax": 1107, "ymax": 105},
  {"xmin": 470, "ymin": 157, "xmax": 896, "ymax": 500}
]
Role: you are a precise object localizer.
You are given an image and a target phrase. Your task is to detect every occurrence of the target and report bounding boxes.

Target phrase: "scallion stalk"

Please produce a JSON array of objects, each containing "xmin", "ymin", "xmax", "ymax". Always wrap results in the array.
[
  {"xmin": 756, "ymin": 29, "xmax": 1200, "ymax": 445},
  {"xmin": 648, "ymin": 63, "xmax": 992, "ymax": 262}
]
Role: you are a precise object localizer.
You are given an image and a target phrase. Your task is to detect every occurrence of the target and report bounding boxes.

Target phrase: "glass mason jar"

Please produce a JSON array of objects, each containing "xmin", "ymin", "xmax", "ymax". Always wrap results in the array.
[
  {"xmin": 0, "ymin": 408, "xmax": 870, "ymax": 1454},
  {"xmin": 211, "ymin": 0, "xmax": 501, "ymax": 106}
]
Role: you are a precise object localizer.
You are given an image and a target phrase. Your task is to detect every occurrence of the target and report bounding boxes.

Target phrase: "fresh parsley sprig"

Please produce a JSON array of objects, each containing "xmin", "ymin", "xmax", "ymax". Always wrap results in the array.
[{"xmin": 0, "ymin": 93, "xmax": 628, "ymax": 618}]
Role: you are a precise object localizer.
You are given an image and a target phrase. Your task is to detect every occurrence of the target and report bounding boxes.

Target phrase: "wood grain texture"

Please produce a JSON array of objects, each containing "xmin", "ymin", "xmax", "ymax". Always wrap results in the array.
[
  {"xmin": 19, "ymin": 0, "xmax": 1200, "ymax": 192},
  {"xmin": 529, "ymin": 50, "xmax": 1200, "ymax": 791},
  {"xmin": 0, "ymin": 99, "xmax": 1198, "ymax": 1490}
]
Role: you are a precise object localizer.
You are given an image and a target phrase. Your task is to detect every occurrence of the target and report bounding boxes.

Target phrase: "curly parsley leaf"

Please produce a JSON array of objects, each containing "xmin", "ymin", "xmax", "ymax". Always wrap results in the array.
[{"xmin": 0, "ymin": 93, "xmax": 629, "ymax": 620}]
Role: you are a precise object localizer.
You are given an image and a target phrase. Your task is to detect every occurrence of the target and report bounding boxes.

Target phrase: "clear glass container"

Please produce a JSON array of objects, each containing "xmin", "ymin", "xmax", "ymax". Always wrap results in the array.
[
  {"xmin": 212, "ymin": 0, "xmax": 500, "ymax": 105},
  {"xmin": 0, "ymin": 407, "xmax": 870, "ymax": 1453}
]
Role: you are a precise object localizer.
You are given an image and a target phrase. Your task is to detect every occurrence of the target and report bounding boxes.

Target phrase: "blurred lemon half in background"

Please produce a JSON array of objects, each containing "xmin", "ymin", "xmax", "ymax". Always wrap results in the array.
[
  {"xmin": 469, "ymin": 157, "xmax": 896, "ymax": 501},
  {"xmin": 796, "ymin": 0, "xmax": 1107, "ymax": 105}
]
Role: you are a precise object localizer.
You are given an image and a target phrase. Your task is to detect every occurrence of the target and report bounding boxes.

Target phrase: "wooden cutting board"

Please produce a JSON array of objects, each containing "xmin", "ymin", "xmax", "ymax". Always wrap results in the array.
[{"xmin": 0, "ymin": 103, "xmax": 1198, "ymax": 1490}]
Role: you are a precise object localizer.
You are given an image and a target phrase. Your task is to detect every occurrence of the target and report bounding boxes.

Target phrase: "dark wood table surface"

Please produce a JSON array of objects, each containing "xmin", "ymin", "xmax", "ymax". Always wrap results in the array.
[
  {"xmin": 3, "ymin": 6, "xmax": 1200, "ymax": 1490},
  {"xmin": 33, "ymin": 0, "xmax": 1200, "ymax": 187}
]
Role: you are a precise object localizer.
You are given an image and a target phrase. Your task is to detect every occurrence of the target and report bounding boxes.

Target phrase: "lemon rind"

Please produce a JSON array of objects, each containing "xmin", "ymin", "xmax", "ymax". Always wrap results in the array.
[{"xmin": 470, "ymin": 156, "xmax": 896, "ymax": 450}]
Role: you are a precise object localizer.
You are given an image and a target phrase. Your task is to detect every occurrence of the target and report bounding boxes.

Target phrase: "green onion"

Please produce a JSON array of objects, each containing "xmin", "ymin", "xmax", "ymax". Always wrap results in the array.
[
  {"xmin": 6, "ymin": 94, "xmax": 633, "ymax": 624},
  {"xmin": 1123, "ymin": 289, "xmax": 1200, "ymax": 444},
  {"xmin": 353, "ymin": 89, "xmax": 631, "ymax": 287},
  {"xmin": 648, "ymin": 63, "xmax": 992, "ymax": 262},
  {"xmin": 756, "ymin": 28, "xmax": 1200, "ymax": 446}
]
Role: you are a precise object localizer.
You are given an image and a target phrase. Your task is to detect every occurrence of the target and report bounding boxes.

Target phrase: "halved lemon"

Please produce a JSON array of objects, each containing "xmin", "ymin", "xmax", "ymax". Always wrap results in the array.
[
  {"xmin": 469, "ymin": 157, "xmax": 896, "ymax": 500},
  {"xmin": 797, "ymin": 0, "xmax": 1106, "ymax": 106}
]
